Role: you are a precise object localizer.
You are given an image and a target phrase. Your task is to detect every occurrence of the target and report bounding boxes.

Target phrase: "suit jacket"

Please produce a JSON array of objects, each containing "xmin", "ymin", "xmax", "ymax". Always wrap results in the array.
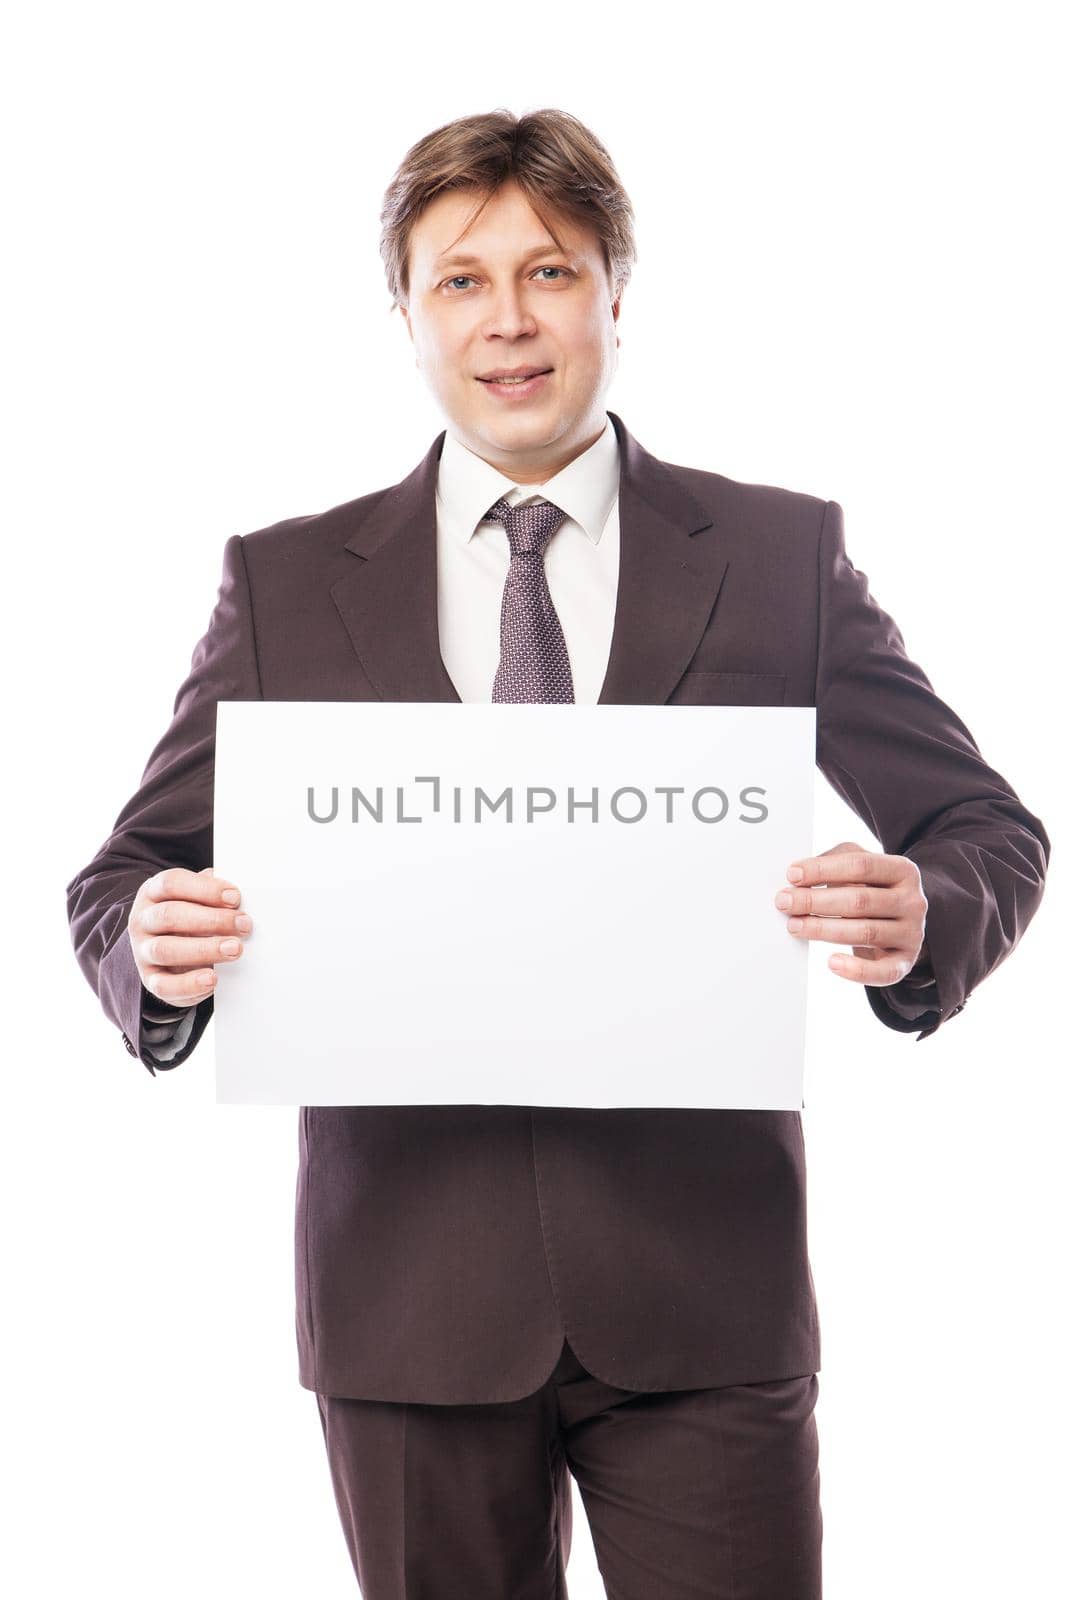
[{"xmin": 65, "ymin": 410, "xmax": 1050, "ymax": 1403}]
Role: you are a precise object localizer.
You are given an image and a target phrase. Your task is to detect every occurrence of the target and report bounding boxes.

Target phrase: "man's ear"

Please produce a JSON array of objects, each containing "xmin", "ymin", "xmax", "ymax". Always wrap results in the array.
[
  {"xmin": 399, "ymin": 306, "xmax": 419, "ymax": 367},
  {"xmin": 612, "ymin": 286, "xmax": 624, "ymax": 352}
]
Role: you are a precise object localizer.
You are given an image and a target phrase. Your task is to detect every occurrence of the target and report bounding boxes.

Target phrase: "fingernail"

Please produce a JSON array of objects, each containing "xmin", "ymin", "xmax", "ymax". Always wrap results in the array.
[
  {"xmin": 234, "ymin": 914, "xmax": 252, "ymax": 932},
  {"xmin": 220, "ymin": 938, "xmax": 241, "ymax": 956},
  {"xmin": 786, "ymin": 867, "xmax": 803, "ymax": 883},
  {"xmin": 222, "ymin": 889, "xmax": 240, "ymax": 905},
  {"xmin": 775, "ymin": 891, "xmax": 793, "ymax": 910}
]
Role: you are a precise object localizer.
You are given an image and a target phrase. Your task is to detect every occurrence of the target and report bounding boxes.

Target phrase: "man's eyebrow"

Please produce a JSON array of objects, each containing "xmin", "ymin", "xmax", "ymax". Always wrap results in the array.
[{"xmin": 431, "ymin": 243, "xmax": 570, "ymax": 271}]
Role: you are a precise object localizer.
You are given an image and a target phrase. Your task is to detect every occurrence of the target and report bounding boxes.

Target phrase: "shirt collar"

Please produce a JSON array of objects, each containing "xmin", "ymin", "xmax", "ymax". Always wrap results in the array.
[{"xmin": 436, "ymin": 417, "xmax": 620, "ymax": 547}]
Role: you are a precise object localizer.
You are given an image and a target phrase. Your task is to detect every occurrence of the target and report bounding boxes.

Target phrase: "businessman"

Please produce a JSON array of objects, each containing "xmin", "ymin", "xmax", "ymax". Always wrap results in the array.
[{"xmin": 66, "ymin": 108, "xmax": 1050, "ymax": 1599}]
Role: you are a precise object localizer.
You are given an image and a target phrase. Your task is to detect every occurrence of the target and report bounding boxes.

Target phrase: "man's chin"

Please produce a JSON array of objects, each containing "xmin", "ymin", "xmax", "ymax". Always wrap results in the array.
[{"xmin": 459, "ymin": 409, "xmax": 563, "ymax": 453}]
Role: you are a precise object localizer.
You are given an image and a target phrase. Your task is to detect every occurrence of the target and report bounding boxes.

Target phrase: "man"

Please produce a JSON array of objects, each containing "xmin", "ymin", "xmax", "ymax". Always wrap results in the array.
[{"xmin": 66, "ymin": 108, "xmax": 1050, "ymax": 1599}]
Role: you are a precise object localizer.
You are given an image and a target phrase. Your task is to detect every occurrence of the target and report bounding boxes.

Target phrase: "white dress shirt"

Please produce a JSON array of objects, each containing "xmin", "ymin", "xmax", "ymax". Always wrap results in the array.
[
  {"xmin": 146, "ymin": 417, "xmax": 622, "ymax": 1064},
  {"xmin": 436, "ymin": 416, "xmax": 621, "ymax": 703}
]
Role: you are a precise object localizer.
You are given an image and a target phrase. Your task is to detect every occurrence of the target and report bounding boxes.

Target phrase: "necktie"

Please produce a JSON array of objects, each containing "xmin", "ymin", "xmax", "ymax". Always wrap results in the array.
[{"xmin": 483, "ymin": 495, "xmax": 576, "ymax": 703}]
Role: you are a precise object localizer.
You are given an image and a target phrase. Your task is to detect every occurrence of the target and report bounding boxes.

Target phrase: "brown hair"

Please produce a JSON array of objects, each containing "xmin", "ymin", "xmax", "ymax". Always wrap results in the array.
[{"xmin": 379, "ymin": 107, "xmax": 636, "ymax": 313}]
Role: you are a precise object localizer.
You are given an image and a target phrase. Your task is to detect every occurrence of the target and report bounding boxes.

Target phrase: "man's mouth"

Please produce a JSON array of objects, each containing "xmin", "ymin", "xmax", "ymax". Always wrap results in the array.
[
  {"xmin": 476, "ymin": 367, "xmax": 553, "ymax": 383},
  {"xmin": 475, "ymin": 368, "xmax": 554, "ymax": 398}
]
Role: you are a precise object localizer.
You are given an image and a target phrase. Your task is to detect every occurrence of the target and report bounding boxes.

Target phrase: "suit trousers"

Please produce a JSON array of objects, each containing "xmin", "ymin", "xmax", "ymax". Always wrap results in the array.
[{"xmin": 314, "ymin": 1335, "xmax": 822, "ymax": 1599}]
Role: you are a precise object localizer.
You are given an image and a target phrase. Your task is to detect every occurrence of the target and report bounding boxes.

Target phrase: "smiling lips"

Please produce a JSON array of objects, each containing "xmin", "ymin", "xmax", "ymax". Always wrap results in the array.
[{"xmin": 476, "ymin": 368, "xmax": 553, "ymax": 398}]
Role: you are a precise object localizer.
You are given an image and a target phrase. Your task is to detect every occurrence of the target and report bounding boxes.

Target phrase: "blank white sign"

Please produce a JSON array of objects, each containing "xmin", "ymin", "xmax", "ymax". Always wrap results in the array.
[{"xmin": 213, "ymin": 702, "xmax": 815, "ymax": 1108}]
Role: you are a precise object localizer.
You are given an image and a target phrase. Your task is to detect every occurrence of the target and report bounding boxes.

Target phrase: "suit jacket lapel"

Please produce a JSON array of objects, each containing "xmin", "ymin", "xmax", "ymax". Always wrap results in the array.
[{"xmin": 330, "ymin": 410, "xmax": 729, "ymax": 706}]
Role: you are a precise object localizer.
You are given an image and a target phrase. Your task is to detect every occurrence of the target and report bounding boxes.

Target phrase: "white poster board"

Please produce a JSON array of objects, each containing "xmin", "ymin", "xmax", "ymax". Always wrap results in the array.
[{"xmin": 213, "ymin": 702, "xmax": 815, "ymax": 1108}]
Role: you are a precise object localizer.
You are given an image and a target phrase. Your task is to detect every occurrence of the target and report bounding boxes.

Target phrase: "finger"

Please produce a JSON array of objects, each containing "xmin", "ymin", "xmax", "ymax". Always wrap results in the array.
[
  {"xmin": 786, "ymin": 850, "xmax": 904, "ymax": 888},
  {"xmin": 776, "ymin": 883, "xmax": 902, "ymax": 918},
  {"xmin": 140, "ymin": 933, "xmax": 246, "ymax": 969},
  {"xmin": 139, "ymin": 964, "xmax": 219, "ymax": 1004},
  {"xmin": 826, "ymin": 948, "xmax": 916, "ymax": 984},
  {"xmin": 136, "ymin": 895, "xmax": 252, "ymax": 939},
  {"xmin": 197, "ymin": 866, "xmax": 243, "ymax": 906},
  {"xmin": 785, "ymin": 914, "xmax": 906, "ymax": 948},
  {"xmin": 140, "ymin": 867, "xmax": 242, "ymax": 908}
]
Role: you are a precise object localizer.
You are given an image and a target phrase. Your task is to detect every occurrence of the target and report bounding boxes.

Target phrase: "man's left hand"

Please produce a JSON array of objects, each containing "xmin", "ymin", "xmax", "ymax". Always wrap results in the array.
[{"xmin": 774, "ymin": 840, "xmax": 930, "ymax": 986}]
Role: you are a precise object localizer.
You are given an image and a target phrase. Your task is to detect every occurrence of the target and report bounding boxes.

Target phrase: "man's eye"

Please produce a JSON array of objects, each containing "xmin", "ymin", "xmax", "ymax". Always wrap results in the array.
[{"xmin": 441, "ymin": 267, "xmax": 572, "ymax": 292}]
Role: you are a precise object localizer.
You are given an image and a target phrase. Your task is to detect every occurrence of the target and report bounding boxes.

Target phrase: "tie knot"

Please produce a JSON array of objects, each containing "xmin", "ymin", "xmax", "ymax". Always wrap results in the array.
[{"xmin": 483, "ymin": 495, "xmax": 568, "ymax": 558}]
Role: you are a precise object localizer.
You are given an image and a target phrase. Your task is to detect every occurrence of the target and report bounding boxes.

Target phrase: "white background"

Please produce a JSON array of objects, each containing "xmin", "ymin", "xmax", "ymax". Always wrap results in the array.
[{"xmin": 6, "ymin": 2, "xmax": 1062, "ymax": 1595}]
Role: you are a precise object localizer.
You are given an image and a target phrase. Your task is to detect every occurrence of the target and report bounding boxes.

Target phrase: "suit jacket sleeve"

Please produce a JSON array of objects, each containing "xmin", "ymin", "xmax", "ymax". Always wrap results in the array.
[
  {"xmin": 814, "ymin": 498, "xmax": 1050, "ymax": 1041},
  {"xmin": 65, "ymin": 533, "xmax": 262, "ymax": 1076}
]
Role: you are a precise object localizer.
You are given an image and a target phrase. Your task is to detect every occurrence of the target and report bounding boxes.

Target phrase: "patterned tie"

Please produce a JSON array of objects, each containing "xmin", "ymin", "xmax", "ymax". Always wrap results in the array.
[{"xmin": 483, "ymin": 495, "xmax": 576, "ymax": 703}]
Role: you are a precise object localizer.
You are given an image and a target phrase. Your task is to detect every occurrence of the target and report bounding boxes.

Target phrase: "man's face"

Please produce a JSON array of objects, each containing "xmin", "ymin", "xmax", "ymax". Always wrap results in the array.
[{"xmin": 399, "ymin": 178, "xmax": 622, "ymax": 481}]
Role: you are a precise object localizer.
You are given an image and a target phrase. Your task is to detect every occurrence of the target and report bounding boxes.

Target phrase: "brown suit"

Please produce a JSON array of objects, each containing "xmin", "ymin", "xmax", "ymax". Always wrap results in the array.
[{"xmin": 66, "ymin": 410, "xmax": 1050, "ymax": 1407}]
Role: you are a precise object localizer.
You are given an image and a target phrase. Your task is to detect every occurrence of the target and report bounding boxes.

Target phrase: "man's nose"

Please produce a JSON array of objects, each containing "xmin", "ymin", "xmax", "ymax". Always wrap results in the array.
[{"xmin": 479, "ymin": 287, "xmax": 538, "ymax": 339}]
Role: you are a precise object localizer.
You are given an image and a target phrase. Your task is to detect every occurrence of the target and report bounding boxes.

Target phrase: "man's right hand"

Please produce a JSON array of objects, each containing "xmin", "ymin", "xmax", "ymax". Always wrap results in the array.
[{"xmin": 128, "ymin": 866, "xmax": 253, "ymax": 1007}]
